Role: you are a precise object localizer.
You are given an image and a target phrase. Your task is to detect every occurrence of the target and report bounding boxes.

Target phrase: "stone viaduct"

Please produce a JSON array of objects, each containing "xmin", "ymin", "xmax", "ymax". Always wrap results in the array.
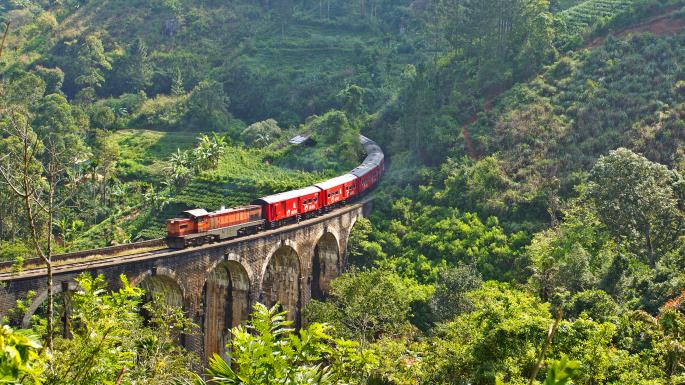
[{"xmin": 0, "ymin": 200, "xmax": 371, "ymax": 360}]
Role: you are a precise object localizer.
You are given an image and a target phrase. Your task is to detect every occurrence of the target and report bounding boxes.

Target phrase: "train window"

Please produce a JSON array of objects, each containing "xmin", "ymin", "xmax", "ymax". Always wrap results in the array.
[{"xmin": 179, "ymin": 224, "xmax": 188, "ymax": 229}]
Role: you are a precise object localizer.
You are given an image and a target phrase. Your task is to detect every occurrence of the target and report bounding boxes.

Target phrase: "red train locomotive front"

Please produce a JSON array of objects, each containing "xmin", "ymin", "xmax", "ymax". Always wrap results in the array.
[{"xmin": 166, "ymin": 206, "xmax": 264, "ymax": 248}]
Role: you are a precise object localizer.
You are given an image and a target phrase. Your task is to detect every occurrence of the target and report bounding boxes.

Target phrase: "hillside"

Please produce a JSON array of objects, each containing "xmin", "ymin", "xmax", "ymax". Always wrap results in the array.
[
  {"xmin": 6, "ymin": 0, "xmax": 685, "ymax": 384},
  {"xmin": 0, "ymin": 0, "xmax": 396, "ymax": 249},
  {"xmin": 1, "ymin": 0, "xmax": 422, "ymax": 126}
]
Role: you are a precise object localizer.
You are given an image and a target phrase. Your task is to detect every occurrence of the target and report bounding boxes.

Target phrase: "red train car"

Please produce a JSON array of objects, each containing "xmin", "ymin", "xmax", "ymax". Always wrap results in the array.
[
  {"xmin": 351, "ymin": 153, "xmax": 384, "ymax": 194},
  {"xmin": 253, "ymin": 186, "xmax": 322, "ymax": 227},
  {"xmin": 166, "ymin": 135, "xmax": 384, "ymax": 248},
  {"xmin": 166, "ymin": 205, "xmax": 264, "ymax": 248},
  {"xmin": 314, "ymin": 174, "xmax": 358, "ymax": 208}
]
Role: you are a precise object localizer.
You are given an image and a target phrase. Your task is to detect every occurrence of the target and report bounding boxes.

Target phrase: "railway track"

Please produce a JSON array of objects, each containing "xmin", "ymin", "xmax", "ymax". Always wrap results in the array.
[
  {"xmin": 0, "ymin": 198, "xmax": 370, "ymax": 282},
  {"xmin": 0, "ymin": 248, "xmax": 173, "ymax": 281}
]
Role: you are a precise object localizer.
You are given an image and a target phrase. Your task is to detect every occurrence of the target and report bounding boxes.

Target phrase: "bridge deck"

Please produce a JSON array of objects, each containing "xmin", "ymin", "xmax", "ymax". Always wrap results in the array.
[{"xmin": 0, "ymin": 198, "xmax": 371, "ymax": 282}]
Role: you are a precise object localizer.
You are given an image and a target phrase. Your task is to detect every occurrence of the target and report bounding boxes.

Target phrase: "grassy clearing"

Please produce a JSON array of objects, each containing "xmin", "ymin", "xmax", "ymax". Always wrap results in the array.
[{"xmin": 111, "ymin": 129, "xmax": 198, "ymax": 181}]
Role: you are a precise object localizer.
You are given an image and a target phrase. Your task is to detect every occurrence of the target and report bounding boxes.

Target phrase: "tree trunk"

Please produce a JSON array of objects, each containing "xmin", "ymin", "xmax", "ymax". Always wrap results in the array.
[
  {"xmin": 20, "ymin": 139, "xmax": 53, "ymax": 350},
  {"xmin": 46, "ymin": 171, "xmax": 55, "ymax": 351},
  {"xmin": 0, "ymin": 22, "xmax": 10, "ymax": 60},
  {"xmin": 646, "ymin": 224, "xmax": 655, "ymax": 267}
]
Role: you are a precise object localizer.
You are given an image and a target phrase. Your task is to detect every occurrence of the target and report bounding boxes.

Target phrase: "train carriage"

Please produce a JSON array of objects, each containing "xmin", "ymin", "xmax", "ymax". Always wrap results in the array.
[
  {"xmin": 350, "ymin": 155, "xmax": 384, "ymax": 194},
  {"xmin": 314, "ymin": 174, "xmax": 358, "ymax": 209},
  {"xmin": 253, "ymin": 186, "xmax": 322, "ymax": 227}
]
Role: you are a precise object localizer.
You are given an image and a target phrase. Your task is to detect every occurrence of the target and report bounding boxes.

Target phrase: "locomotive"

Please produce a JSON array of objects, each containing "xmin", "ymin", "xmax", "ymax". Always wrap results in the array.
[{"xmin": 165, "ymin": 135, "xmax": 384, "ymax": 249}]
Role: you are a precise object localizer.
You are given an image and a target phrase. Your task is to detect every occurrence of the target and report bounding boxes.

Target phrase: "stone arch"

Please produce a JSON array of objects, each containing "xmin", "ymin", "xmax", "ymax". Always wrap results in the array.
[
  {"xmin": 260, "ymin": 245, "xmax": 301, "ymax": 324},
  {"xmin": 311, "ymin": 232, "xmax": 340, "ymax": 300},
  {"xmin": 202, "ymin": 260, "xmax": 250, "ymax": 360},
  {"xmin": 21, "ymin": 284, "xmax": 66, "ymax": 328},
  {"xmin": 339, "ymin": 215, "xmax": 360, "ymax": 267},
  {"xmin": 137, "ymin": 272, "xmax": 184, "ymax": 310}
]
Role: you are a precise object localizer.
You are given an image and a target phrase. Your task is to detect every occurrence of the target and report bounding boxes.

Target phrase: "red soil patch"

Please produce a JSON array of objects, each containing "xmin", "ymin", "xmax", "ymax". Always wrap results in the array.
[
  {"xmin": 587, "ymin": 10, "xmax": 685, "ymax": 48},
  {"xmin": 461, "ymin": 86, "xmax": 504, "ymax": 159}
]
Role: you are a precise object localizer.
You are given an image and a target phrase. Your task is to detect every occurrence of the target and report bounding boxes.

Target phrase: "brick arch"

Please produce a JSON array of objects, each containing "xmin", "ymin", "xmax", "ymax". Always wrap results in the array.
[
  {"xmin": 339, "ymin": 215, "xmax": 360, "ymax": 267},
  {"xmin": 133, "ymin": 268, "xmax": 185, "ymax": 310},
  {"xmin": 21, "ymin": 284, "xmax": 66, "ymax": 328},
  {"xmin": 311, "ymin": 232, "xmax": 340, "ymax": 300},
  {"xmin": 260, "ymin": 244, "xmax": 302, "ymax": 325},
  {"xmin": 260, "ymin": 238, "xmax": 303, "ymax": 277},
  {"xmin": 204, "ymin": 253, "xmax": 256, "ymax": 285},
  {"xmin": 201, "ymin": 259, "xmax": 251, "ymax": 360}
]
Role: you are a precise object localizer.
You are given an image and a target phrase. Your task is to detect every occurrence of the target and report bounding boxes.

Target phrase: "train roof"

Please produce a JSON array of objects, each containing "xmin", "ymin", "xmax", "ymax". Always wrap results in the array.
[
  {"xmin": 350, "ymin": 152, "xmax": 384, "ymax": 177},
  {"xmin": 314, "ymin": 174, "xmax": 357, "ymax": 190},
  {"xmin": 183, "ymin": 208, "xmax": 209, "ymax": 218},
  {"xmin": 210, "ymin": 205, "xmax": 261, "ymax": 216},
  {"xmin": 254, "ymin": 186, "xmax": 322, "ymax": 204}
]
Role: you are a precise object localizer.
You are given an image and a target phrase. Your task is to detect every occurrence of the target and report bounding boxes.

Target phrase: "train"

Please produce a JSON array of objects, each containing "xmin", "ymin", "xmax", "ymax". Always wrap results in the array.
[{"xmin": 165, "ymin": 135, "xmax": 384, "ymax": 249}]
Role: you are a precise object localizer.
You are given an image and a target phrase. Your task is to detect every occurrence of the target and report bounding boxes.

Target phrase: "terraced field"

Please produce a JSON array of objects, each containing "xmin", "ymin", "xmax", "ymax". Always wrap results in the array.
[
  {"xmin": 134, "ymin": 147, "xmax": 332, "ymax": 239},
  {"xmin": 552, "ymin": 0, "xmax": 589, "ymax": 12},
  {"xmin": 558, "ymin": 0, "xmax": 636, "ymax": 32}
]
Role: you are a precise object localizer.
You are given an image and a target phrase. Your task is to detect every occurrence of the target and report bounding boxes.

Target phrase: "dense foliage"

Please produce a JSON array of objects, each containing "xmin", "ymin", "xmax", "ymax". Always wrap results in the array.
[
  {"xmin": 188, "ymin": 304, "xmax": 377, "ymax": 385},
  {"xmin": 4, "ymin": 0, "xmax": 685, "ymax": 383}
]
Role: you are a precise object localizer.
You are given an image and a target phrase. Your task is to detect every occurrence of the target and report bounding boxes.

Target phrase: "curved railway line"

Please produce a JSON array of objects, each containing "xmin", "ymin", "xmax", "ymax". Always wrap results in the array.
[
  {"xmin": 0, "ymin": 199, "xmax": 370, "ymax": 281},
  {"xmin": 0, "ymin": 134, "xmax": 383, "ymax": 281}
]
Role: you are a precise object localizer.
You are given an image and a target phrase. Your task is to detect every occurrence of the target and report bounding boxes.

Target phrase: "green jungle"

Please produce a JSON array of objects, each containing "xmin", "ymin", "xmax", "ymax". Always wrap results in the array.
[{"xmin": 4, "ymin": 0, "xmax": 685, "ymax": 383}]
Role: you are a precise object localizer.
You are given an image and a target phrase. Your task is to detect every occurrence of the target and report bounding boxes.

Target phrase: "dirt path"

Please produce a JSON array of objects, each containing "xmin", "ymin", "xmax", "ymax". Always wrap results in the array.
[
  {"xmin": 461, "ymin": 88, "xmax": 502, "ymax": 160},
  {"xmin": 587, "ymin": 9, "xmax": 684, "ymax": 48}
]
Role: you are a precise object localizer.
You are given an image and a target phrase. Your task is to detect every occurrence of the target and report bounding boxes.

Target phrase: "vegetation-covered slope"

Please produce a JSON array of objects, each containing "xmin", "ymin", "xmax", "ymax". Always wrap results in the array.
[
  {"xmin": 7, "ymin": 0, "xmax": 685, "ymax": 384},
  {"xmin": 1, "ymin": 0, "xmax": 423, "ymax": 126}
]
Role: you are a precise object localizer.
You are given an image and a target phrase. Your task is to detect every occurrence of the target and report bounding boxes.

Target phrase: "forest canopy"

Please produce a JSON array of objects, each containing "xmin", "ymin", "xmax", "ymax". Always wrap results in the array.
[{"xmin": 4, "ymin": 0, "xmax": 685, "ymax": 383}]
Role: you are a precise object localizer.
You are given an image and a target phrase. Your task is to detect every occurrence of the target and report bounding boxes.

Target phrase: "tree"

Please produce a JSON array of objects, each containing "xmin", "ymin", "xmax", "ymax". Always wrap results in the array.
[
  {"xmin": 304, "ymin": 269, "xmax": 431, "ymax": 345},
  {"xmin": 1, "ymin": 79, "xmax": 88, "ymax": 350},
  {"xmin": 108, "ymin": 38, "xmax": 152, "ymax": 95},
  {"xmin": 34, "ymin": 66, "xmax": 64, "ymax": 94},
  {"xmin": 241, "ymin": 119, "xmax": 281, "ymax": 147},
  {"xmin": 165, "ymin": 148, "xmax": 193, "ymax": 190},
  {"xmin": 346, "ymin": 216, "xmax": 385, "ymax": 267},
  {"xmin": 439, "ymin": 156, "xmax": 513, "ymax": 218},
  {"xmin": 0, "ymin": 105, "xmax": 57, "ymax": 350},
  {"xmin": 430, "ymin": 264, "xmax": 483, "ymax": 322},
  {"xmin": 184, "ymin": 80, "xmax": 231, "ymax": 131},
  {"xmin": 0, "ymin": 325, "xmax": 44, "ymax": 384},
  {"xmin": 46, "ymin": 274, "xmax": 197, "ymax": 385},
  {"xmin": 91, "ymin": 130, "xmax": 120, "ymax": 204},
  {"xmin": 74, "ymin": 34, "xmax": 112, "ymax": 91},
  {"xmin": 337, "ymin": 84, "xmax": 366, "ymax": 121},
  {"xmin": 526, "ymin": 201, "xmax": 611, "ymax": 303},
  {"xmin": 121, "ymin": 38, "xmax": 152, "ymax": 93},
  {"xmin": 188, "ymin": 303, "xmax": 377, "ymax": 385},
  {"xmin": 5, "ymin": 72, "xmax": 46, "ymax": 107},
  {"xmin": 171, "ymin": 68, "xmax": 185, "ymax": 96},
  {"xmin": 425, "ymin": 282, "xmax": 553, "ymax": 384},
  {"xmin": 33, "ymin": 94, "xmax": 84, "ymax": 147},
  {"xmin": 194, "ymin": 132, "xmax": 227, "ymax": 170},
  {"xmin": 586, "ymin": 148, "xmax": 685, "ymax": 266},
  {"xmin": 440, "ymin": 0, "xmax": 554, "ymax": 85}
]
